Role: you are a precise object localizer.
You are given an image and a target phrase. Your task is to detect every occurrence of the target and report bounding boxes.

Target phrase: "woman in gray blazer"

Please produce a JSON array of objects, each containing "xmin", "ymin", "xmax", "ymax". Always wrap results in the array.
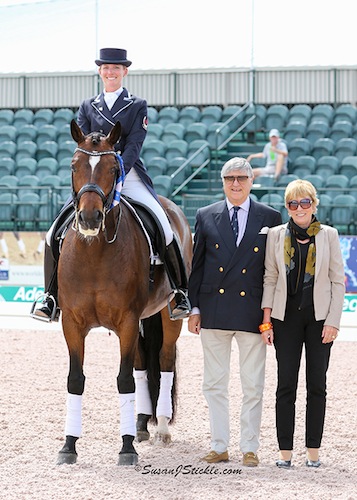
[{"xmin": 260, "ymin": 179, "xmax": 345, "ymax": 469}]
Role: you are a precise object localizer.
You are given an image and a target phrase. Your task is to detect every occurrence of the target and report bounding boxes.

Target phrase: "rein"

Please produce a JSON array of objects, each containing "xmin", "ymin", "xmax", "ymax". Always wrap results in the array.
[{"xmin": 72, "ymin": 146, "xmax": 122, "ymax": 241}]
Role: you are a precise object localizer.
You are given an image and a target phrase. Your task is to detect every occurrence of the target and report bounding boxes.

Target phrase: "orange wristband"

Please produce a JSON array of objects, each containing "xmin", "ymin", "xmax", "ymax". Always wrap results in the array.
[{"xmin": 259, "ymin": 322, "xmax": 273, "ymax": 333}]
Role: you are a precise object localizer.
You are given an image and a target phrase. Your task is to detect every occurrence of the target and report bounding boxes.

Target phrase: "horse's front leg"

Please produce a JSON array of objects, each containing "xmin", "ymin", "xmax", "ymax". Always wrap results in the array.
[
  {"xmin": 117, "ymin": 328, "xmax": 139, "ymax": 466},
  {"xmin": 57, "ymin": 331, "xmax": 86, "ymax": 465}
]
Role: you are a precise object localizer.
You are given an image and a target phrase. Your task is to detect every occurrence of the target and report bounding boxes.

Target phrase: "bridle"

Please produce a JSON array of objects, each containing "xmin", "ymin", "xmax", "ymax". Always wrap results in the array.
[{"xmin": 71, "ymin": 146, "xmax": 123, "ymax": 242}]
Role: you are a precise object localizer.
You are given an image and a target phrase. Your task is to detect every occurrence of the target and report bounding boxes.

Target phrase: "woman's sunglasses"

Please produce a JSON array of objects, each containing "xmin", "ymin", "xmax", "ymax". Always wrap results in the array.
[{"xmin": 287, "ymin": 198, "xmax": 312, "ymax": 210}]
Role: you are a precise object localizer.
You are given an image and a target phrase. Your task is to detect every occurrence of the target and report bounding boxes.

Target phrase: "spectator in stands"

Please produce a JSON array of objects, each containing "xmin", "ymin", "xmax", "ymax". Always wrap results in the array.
[
  {"xmin": 247, "ymin": 129, "xmax": 288, "ymax": 180},
  {"xmin": 32, "ymin": 47, "xmax": 190, "ymax": 322},
  {"xmin": 260, "ymin": 179, "xmax": 345, "ymax": 469},
  {"xmin": 187, "ymin": 157, "xmax": 282, "ymax": 467}
]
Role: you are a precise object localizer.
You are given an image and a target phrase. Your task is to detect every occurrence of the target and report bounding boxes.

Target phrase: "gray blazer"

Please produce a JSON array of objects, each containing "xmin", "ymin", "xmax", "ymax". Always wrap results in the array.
[{"xmin": 262, "ymin": 223, "xmax": 345, "ymax": 329}]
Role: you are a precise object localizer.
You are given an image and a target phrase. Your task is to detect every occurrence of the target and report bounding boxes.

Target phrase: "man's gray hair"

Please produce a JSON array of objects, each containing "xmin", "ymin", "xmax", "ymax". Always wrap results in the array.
[{"xmin": 220, "ymin": 157, "xmax": 253, "ymax": 180}]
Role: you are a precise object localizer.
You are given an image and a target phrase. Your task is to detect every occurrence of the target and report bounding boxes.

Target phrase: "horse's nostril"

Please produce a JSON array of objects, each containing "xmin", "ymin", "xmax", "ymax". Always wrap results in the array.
[{"xmin": 79, "ymin": 209, "xmax": 103, "ymax": 229}]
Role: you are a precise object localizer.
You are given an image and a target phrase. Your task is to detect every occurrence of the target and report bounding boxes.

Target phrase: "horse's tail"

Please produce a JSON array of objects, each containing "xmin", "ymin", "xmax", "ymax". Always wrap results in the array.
[{"xmin": 141, "ymin": 312, "xmax": 177, "ymax": 423}]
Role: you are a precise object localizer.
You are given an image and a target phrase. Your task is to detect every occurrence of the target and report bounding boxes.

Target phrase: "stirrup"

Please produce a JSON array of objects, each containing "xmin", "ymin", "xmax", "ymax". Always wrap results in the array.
[
  {"xmin": 30, "ymin": 293, "xmax": 60, "ymax": 323},
  {"xmin": 167, "ymin": 289, "xmax": 191, "ymax": 321}
]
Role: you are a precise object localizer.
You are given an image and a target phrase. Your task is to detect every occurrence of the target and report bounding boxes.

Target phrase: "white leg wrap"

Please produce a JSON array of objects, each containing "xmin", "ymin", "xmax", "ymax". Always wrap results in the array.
[
  {"xmin": 36, "ymin": 238, "xmax": 45, "ymax": 254},
  {"xmin": 0, "ymin": 238, "xmax": 8, "ymax": 255},
  {"xmin": 119, "ymin": 393, "xmax": 136, "ymax": 437},
  {"xmin": 134, "ymin": 370, "xmax": 153, "ymax": 415},
  {"xmin": 156, "ymin": 371, "xmax": 174, "ymax": 420},
  {"xmin": 64, "ymin": 393, "xmax": 82, "ymax": 437},
  {"xmin": 17, "ymin": 239, "xmax": 26, "ymax": 253}
]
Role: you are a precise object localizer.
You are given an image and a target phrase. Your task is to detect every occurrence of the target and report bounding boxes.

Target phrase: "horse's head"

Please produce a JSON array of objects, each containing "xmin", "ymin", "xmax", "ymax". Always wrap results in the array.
[{"xmin": 70, "ymin": 119, "xmax": 122, "ymax": 238}]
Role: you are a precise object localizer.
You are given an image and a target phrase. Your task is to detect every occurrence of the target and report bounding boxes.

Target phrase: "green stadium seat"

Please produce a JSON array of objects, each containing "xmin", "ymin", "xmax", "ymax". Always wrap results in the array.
[
  {"xmin": 311, "ymin": 104, "xmax": 334, "ymax": 125},
  {"xmin": 329, "ymin": 194, "xmax": 357, "ymax": 234},
  {"xmin": 178, "ymin": 106, "xmax": 201, "ymax": 127},
  {"xmin": 0, "ymin": 192, "xmax": 18, "ymax": 227},
  {"xmin": 147, "ymin": 156, "xmax": 168, "ymax": 178},
  {"xmin": 16, "ymin": 124, "xmax": 37, "ymax": 145},
  {"xmin": 303, "ymin": 174, "xmax": 325, "ymax": 188},
  {"xmin": 284, "ymin": 121, "xmax": 306, "ymax": 144},
  {"xmin": 265, "ymin": 104, "xmax": 289, "ymax": 132},
  {"xmin": 33, "ymin": 108, "xmax": 54, "ymax": 128},
  {"xmin": 329, "ymin": 120, "xmax": 353, "ymax": 142},
  {"xmin": 57, "ymin": 140, "xmax": 76, "ymax": 163},
  {"xmin": 152, "ymin": 174, "xmax": 173, "ymax": 197},
  {"xmin": 141, "ymin": 139, "xmax": 166, "ymax": 164},
  {"xmin": 15, "ymin": 140, "xmax": 37, "ymax": 162},
  {"xmin": 206, "ymin": 122, "xmax": 230, "ymax": 149},
  {"xmin": 200, "ymin": 106, "xmax": 222, "ymax": 127},
  {"xmin": 291, "ymin": 155, "xmax": 316, "ymax": 177},
  {"xmin": 276, "ymin": 174, "xmax": 299, "ymax": 187},
  {"xmin": 339, "ymin": 156, "xmax": 357, "ymax": 178},
  {"xmin": 315, "ymin": 156, "xmax": 339, "ymax": 178},
  {"xmin": 221, "ymin": 105, "xmax": 244, "ymax": 133},
  {"xmin": 147, "ymin": 107, "xmax": 159, "ymax": 124},
  {"xmin": 317, "ymin": 194, "xmax": 332, "ymax": 224},
  {"xmin": 14, "ymin": 158, "xmax": 38, "ymax": 177},
  {"xmin": 0, "ymin": 109, "xmax": 14, "ymax": 126},
  {"xmin": 243, "ymin": 104, "xmax": 267, "ymax": 132},
  {"xmin": 13, "ymin": 108, "xmax": 34, "ymax": 128},
  {"xmin": 184, "ymin": 122, "xmax": 208, "ymax": 143},
  {"xmin": 0, "ymin": 125, "xmax": 17, "ymax": 143},
  {"xmin": 0, "ymin": 140, "xmax": 16, "ymax": 159},
  {"xmin": 334, "ymin": 138, "xmax": 357, "ymax": 162},
  {"xmin": 187, "ymin": 139, "xmax": 210, "ymax": 168},
  {"xmin": 334, "ymin": 104, "xmax": 357, "ymax": 124},
  {"xmin": 306, "ymin": 120, "xmax": 330, "ymax": 144},
  {"xmin": 166, "ymin": 157, "xmax": 188, "ymax": 185},
  {"xmin": 287, "ymin": 138, "xmax": 311, "ymax": 162},
  {"xmin": 36, "ymin": 124, "xmax": 58, "ymax": 146},
  {"xmin": 53, "ymin": 108, "xmax": 74, "ymax": 129},
  {"xmin": 157, "ymin": 106, "xmax": 179, "ymax": 126},
  {"xmin": 288, "ymin": 104, "xmax": 312, "ymax": 125},
  {"xmin": 311, "ymin": 138, "xmax": 334, "ymax": 161},
  {"xmin": 161, "ymin": 123, "xmax": 185, "ymax": 144},
  {"xmin": 324, "ymin": 174, "xmax": 349, "ymax": 197},
  {"xmin": 57, "ymin": 124, "xmax": 73, "ymax": 144},
  {"xmin": 146, "ymin": 123, "xmax": 164, "ymax": 141},
  {"xmin": 165, "ymin": 139, "xmax": 188, "ymax": 162},
  {"xmin": 0, "ymin": 157, "xmax": 15, "ymax": 176},
  {"xmin": 36, "ymin": 140, "xmax": 58, "ymax": 160},
  {"xmin": 0, "ymin": 174, "xmax": 18, "ymax": 187}
]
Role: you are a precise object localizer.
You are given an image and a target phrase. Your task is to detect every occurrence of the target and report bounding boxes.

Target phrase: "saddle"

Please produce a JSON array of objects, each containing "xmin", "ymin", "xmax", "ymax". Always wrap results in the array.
[{"xmin": 50, "ymin": 196, "xmax": 166, "ymax": 263}]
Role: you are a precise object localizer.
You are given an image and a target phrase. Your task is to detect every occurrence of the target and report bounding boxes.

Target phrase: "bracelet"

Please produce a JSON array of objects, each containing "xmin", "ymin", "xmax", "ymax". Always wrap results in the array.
[{"xmin": 259, "ymin": 322, "xmax": 273, "ymax": 333}]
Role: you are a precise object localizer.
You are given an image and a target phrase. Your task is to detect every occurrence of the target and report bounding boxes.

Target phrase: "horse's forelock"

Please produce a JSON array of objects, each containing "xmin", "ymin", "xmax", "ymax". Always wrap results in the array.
[{"xmin": 89, "ymin": 132, "xmax": 105, "ymax": 146}]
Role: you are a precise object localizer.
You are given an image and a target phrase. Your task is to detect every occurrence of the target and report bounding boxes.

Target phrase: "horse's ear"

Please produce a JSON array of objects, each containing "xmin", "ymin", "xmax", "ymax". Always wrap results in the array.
[
  {"xmin": 107, "ymin": 121, "xmax": 122, "ymax": 146},
  {"xmin": 70, "ymin": 119, "xmax": 86, "ymax": 144}
]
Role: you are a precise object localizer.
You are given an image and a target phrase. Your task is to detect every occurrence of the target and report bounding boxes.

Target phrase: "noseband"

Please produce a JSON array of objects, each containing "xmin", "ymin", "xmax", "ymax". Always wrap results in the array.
[{"xmin": 72, "ymin": 146, "xmax": 122, "ymax": 238}]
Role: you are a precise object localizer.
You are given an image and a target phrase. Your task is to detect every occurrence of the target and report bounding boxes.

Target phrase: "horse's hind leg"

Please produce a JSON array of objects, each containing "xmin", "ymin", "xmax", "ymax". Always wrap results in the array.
[{"xmin": 154, "ymin": 309, "xmax": 181, "ymax": 446}]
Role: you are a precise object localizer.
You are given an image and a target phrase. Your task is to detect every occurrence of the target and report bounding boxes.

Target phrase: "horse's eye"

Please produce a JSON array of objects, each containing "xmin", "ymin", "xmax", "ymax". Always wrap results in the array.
[{"xmin": 71, "ymin": 165, "xmax": 76, "ymax": 173}]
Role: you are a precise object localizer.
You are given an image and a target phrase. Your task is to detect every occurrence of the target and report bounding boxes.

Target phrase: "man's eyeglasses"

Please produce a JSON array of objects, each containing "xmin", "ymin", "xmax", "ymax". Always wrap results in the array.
[
  {"xmin": 223, "ymin": 175, "xmax": 250, "ymax": 184},
  {"xmin": 287, "ymin": 198, "xmax": 312, "ymax": 210}
]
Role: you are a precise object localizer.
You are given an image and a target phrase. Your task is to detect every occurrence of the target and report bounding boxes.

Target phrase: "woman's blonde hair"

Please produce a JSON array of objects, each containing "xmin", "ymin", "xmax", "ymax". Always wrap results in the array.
[{"xmin": 284, "ymin": 179, "xmax": 319, "ymax": 210}]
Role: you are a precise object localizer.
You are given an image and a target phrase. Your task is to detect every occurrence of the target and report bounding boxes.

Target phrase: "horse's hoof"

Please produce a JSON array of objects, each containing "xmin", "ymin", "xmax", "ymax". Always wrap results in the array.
[
  {"xmin": 118, "ymin": 452, "xmax": 138, "ymax": 466},
  {"xmin": 57, "ymin": 451, "xmax": 77, "ymax": 465},
  {"xmin": 136, "ymin": 430, "xmax": 150, "ymax": 443},
  {"xmin": 154, "ymin": 432, "xmax": 171, "ymax": 446}
]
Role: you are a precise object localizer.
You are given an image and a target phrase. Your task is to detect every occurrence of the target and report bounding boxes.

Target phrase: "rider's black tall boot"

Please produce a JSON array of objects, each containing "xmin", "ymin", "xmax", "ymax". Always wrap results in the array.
[
  {"xmin": 164, "ymin": 237, "xmax": 191, "ymax": 320},
  {"xmin": 31, "ymin": 242, "xmax": 60, "ymax": 322}
]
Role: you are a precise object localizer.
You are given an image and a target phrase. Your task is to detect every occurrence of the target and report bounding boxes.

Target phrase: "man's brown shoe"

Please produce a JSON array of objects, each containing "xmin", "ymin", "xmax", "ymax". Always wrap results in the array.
[
  {"xmin": 242, "ymin": 452, "xmax": 259, "ymax": 467},
  {"xmin": 200, "ymin": 450, "xmax": 229, "ymax": 463}
]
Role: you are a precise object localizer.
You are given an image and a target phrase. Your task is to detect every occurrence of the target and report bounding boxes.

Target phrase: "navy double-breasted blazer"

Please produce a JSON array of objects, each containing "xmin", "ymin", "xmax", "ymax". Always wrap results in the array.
[
  {"xmin": 77, "ymin": 87, "xmax": 157, "ymax": 199},
  {"xmin": 188, "ymin": 198, "xmax": 282, "ymax": 333}
]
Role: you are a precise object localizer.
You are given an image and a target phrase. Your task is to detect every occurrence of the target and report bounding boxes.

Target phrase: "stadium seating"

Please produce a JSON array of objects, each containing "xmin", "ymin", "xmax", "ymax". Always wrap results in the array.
[
  {"xmin": 165, "ymin": 139, "xmax": 188, "ymax": 162},
  {"xmin": 315, "ymin": 156, "xmax": 340, "ymax": 178},
  {"xmin": 329, "ymin": 120, "xmax": 353, "ymax": 142},
  {"xmin": 152, "ymin": 175, "xmax": 173, "ymax": 197},
  {"xmin": 339, "ymin": 156, "xmax": 357, "ymax": 178},
  {"xmin": 284, "ymin": 121, "xmax": 306, "ymax": 144},
  {"xmin": 311, "ymin": 138, "xmax": 335, "ymax": 160},
  {"xmin": 160, "ymin": 123, "xmax": 185, "ymax": 143},
  {"xmin": 329, "ymin": 194, "xmax": 357, "ymax": 234},
  {"xmin": 311, "ymin": 104, "xmax": 334, "ymax": 125},
  {"xmin": 16, "ymin": 124, "xmax": 37, "ymax": 144},
  {"xmin": 265, "ymin": 104, "xmax": 289, "ymax": 132},
  {"xmin": 33, "ymin": 108, "xmax": 54, "ymax": 128},
  {"xmin": 334, "ymin": 104, "xmax": 357, "ymax": 123},
  {"xmin": 288, "ymin": 104, "xmax": 312, "ymax": 125},
  {"xmin": 200, "ymin": 106, "xmax": 223, "ymax": 127},
  {"xmin": 178, "ymin": 106, "xmax": 201, "ymax": 127},
  {"xmin": 0, "ymin": 125, "xmax": 17, "ymax": 143},
  {"xmin": 221, "ymin": 105, "xmax": 244, "ymax": 132},
  {"xmin": 288, "ymin": 138, "xmax": 311, "ymax": 162},
  {"xmin": 291, "ymin": 155, "xmax": 316, "ymax": 177},
  {"xmin": 157, "ymin": 106, "xmax": 180, "ymax": 126},
  {"xmin": 334, "ymin": 138, "xmax": 357, "ymax": 162},
  {"xmin": 306, "ymin": 120, "xmax": 330, "ymax": 144},
  {"xmin": 13, "ymin": 108, "xmax": 34, "ymax": 128},
  {"xmin": 317, "ymin": 194, "xmax": 332, "ymax": 224},
  {"xmin": 324, "ymin": 174, "xmax": 349, "ymax": 198},
  {"xmin": 184, "ymin": 122, "xmax": 208, "ymax": 143},
  {"xmin": 0, "ymin": 109, "xmax": 14, "ymax": 126},
  {"xmin": 0, "ymin": 157, "xmax": 15, "ymax": 176}
]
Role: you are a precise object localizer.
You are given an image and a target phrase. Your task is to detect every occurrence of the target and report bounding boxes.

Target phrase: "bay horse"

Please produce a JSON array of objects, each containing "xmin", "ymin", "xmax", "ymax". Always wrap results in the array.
[{"xmin": 56, "ymin": 120, "xmax": 192, "ymax": 466}]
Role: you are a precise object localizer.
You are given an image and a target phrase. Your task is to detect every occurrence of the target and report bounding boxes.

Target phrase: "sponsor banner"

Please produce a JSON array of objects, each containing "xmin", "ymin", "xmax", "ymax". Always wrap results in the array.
[{"xmin": 0, "ymin": 285, "xmax": 44, "ymax": 303}]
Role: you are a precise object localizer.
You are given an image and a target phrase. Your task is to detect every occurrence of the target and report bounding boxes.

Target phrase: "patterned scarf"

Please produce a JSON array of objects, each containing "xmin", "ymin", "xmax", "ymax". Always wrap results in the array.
[{"xmin": 284, "ymin": 216, "xmax": 321, "ymax": 304}]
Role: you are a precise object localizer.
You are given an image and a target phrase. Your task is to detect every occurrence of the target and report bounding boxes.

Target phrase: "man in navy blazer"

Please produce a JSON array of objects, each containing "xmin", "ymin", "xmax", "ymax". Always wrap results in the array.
[{"xmin": 188, "ymin": 157, "xmax": 282, "ymax": 466}]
